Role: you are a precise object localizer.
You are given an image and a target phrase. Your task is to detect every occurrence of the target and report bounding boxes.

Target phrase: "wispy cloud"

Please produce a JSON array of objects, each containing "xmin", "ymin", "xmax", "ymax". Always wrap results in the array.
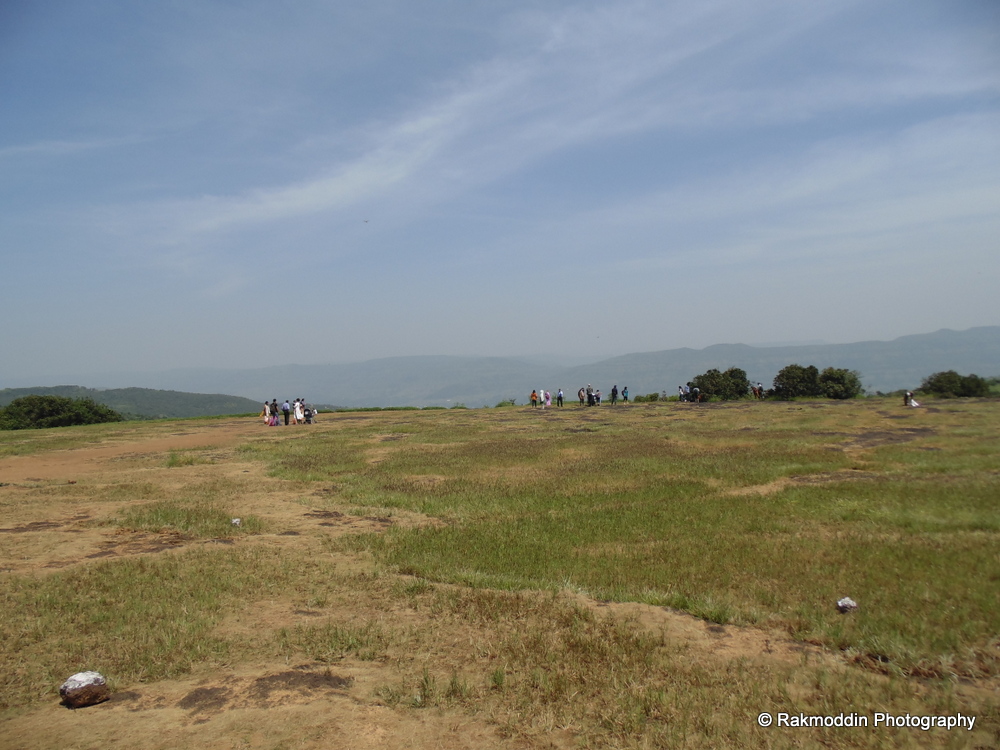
[
  {"xmin": 116, "ymin": 0, "xmax": 995, "ymax": 252},
  {"xmin": 0, "ymin": 136, "xmax": 145, "ymax": 159},
  {"xmin": 484, "ymin": 110, "xmax": 1000, "ymax": 271}
]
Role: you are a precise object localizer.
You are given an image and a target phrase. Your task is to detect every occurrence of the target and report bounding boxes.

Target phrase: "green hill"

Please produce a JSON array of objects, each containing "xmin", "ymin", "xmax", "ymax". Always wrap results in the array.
[{"xmin": 0, "ymin": 386, "xmax": 261, "ymax": 420}]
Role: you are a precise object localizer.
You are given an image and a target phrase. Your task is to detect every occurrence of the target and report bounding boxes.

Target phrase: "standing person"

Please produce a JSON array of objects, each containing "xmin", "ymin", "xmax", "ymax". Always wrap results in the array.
[
  {"xmin": 530, "ymin": 390, "xmax": 538, "ymax": 408},
  {"xmin": 557, "ymin": 389, "xmax": 564, "ymax": 407},
  {"xmin": 282, "ymin": 400, "xmax": 291, "ymax": 425},
  {"xmin": 586, "ymin": 384, "xmax": 594, "ymax": 406},
  {"xmin": 294, "ymin": 399, "xmax": 305, "ymax": 424},
  {"xmin": 545, "ymin": 390, "xmax": 552, "ymax": 408},
  {"xmin": 610, "ymin": 385, "xmax": 619, "ymax": 405},
  {"xmin": 262, "ymin": 401, "xmax": 270, "ymax": 425},
  {"xmin": 622, "ymin": 386, "xmax": 629, "ymax": 403},
  {"xmin": 578, "ymin": 387, "xmax": 585, "ymax": 406},
  {"xmin": 270, "ymin": 400, "xmax": 279, "ymax": 426}
]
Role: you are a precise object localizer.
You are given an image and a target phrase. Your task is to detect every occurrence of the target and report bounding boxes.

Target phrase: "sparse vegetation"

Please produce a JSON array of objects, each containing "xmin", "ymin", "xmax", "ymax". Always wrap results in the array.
[
  {"xmin": 1, "ymin": 401, "xmax": 998, "ymax": 748},
  {"xmin": 633, "ymin": 392, "xmax": 664, "ymax": 402}
]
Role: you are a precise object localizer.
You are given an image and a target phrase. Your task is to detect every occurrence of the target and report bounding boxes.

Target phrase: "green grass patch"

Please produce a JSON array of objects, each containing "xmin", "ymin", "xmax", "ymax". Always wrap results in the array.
[
  {"xmin": 0, "ymin": 548, "xmax": 294, "ymax": 707},
  {"xmin": 305, "ymin": 401, "xmax": 1000, "ymax": 679},
  {"xmin": 165, "ymin": 449, "xmax": 214, "ymax": 467},
  {"xmin": 114, "ymin": 501, "xmax": 263, "ymax": 537}
]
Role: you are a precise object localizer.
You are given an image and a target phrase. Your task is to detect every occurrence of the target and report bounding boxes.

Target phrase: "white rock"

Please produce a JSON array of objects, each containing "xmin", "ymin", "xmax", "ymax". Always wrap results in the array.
[
  {"xmin": 836, "ymin": 597, "xmax": 858, "ymax": 613},
  {"xmin": 60, "ymin": 671, "xmax": 110, "ymax": 708}
]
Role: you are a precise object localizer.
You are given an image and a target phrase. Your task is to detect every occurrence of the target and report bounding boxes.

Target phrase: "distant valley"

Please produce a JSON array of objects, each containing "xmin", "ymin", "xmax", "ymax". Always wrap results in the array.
[{"xmin": 7, "ymin": 326, "xmax": 995, "ymax": 414}]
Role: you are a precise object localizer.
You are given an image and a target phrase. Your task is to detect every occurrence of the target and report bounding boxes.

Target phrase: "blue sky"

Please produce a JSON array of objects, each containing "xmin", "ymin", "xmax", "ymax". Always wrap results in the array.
[{"xmin": 2, "ymin": 0, "xmax": 998, "ymax": 385}]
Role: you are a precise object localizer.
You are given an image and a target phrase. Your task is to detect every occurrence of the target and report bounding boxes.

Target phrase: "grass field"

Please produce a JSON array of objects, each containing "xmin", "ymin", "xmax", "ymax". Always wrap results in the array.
[{"xmin": 1, "ymin": 398, "xmax": 998, "ymax": 749}]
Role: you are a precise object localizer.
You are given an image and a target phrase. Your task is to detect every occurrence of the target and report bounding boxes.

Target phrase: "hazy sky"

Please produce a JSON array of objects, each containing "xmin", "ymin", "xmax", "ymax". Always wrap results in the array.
[{"xmin": 2, "ymin": 0, "xmax": 998, "ymax": 385}]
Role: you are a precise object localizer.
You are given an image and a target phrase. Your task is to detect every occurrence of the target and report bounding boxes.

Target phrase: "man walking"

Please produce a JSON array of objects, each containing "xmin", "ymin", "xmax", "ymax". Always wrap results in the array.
[{"xmin": 282, "ymin": 400, "xmax": 291, "ymax": 425}]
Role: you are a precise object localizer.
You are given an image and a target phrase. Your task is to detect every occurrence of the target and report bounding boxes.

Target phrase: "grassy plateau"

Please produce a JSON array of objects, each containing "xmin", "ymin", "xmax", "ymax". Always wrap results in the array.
[{"xmin": 0, "ymin": 397, "xmax": 998, "ymax": 749}]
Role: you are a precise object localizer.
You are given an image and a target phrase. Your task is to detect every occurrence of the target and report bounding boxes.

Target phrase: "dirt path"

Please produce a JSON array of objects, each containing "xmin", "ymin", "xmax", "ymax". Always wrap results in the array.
[{"xmin": 0, "ymin": 419, "xmax": 260, "ymax": 482}]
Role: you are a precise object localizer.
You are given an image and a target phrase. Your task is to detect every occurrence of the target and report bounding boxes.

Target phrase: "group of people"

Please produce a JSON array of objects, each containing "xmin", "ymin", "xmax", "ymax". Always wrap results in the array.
[
  {"xmin": 529, "ymin": 389, "xmax": 559, "ymax": 408},
  {"xmin": 261, "ymin": 398, "xmax": 316, "ymax": 426},
  {"xmin": 677, "ymin": 385, "xmax": 714, "ymax": 402},
  {"xmin": 529, "ymin": 384, "xmax": 629, "ymax": 408},
  {"xmin": 579, "ymin": 384, "xmax": 629, "ymax": 405},
  {"xmin": 677, "ymin": 385, "xmax": 700, "ymax": 402}
]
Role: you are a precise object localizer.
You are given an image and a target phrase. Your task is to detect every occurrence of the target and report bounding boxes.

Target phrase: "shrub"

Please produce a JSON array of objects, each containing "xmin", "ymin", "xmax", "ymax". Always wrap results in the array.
[
  {"xmin": 818, "ymin": 368, "xmax": 863, "ymax": 400},
  {"xmin": 920, "ymin": 371, "xmax": 990, "ymax": 398},
  {"xmin": 771, "ymin": 364, "xmax": 822, "ymax": 399},
  {"xmin": 689, "ymin": 367, "xmax": 750, "ymax": 401},
  {"xmin": 0, "ymin": 395, "xmax": 123, "ymax": 430}
]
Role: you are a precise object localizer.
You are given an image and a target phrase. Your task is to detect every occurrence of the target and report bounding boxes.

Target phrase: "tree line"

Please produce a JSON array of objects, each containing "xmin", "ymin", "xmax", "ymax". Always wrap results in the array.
[{"xmin": 634, "ymin": 367, "xmax": 993, "ymax": 402}]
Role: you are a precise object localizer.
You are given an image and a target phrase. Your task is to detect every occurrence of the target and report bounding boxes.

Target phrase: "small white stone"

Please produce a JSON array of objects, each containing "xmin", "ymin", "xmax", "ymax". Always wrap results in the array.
[
  {"xmin": 836, "ymin": 597, "xmax": 858, "ymax": 613},
  {"xmin": 231, "ymin": 518, "xmax": 241, "ymax": 527}
]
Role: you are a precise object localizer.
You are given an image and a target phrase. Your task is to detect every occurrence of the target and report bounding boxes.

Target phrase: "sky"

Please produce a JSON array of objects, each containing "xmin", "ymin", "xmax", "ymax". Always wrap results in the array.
[{"xmin": 2, "ymin": 0, "xmax": 999, "ymax": 385}]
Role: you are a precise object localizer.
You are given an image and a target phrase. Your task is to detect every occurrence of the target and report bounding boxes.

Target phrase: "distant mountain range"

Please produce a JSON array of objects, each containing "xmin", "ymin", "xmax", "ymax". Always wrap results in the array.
[
  {"xmin": 0, "ymin": 386, "xmax": 261, "ymax": 419},
  {"xmin": 17, "ymin": 326, "xmax": 994, "ymax": 411}
]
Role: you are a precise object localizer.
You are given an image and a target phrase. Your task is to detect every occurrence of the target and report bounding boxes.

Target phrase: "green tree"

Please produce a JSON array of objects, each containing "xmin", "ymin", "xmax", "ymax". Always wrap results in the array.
[
  {"xmin": 689, "ymin": 367, "xmax": 750, "ymax": 401},
  {"xmin": 818, "ymin": 368, "xmax": 863, "ymax": 400},
  {"xmin": 771, "ymin": 364, "xmax": 822, "ymax": 399},
  {"xmin": 920, "ymin": 371, "xmax": 990, "ymax": 398},
  {"xmin": 0, "ymin": 395, "xmax": 123, "ymax": 430}
]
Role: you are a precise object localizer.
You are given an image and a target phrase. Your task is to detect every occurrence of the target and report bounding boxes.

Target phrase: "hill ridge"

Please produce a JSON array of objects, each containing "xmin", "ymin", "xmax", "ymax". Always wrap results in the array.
[
  {"xmin": 6, "ymin": 326, "xmax": 998, "ymax": 409},
  {"xmin": 0, "ymin": 386, "xmax": 262, "ymax": 419}
]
